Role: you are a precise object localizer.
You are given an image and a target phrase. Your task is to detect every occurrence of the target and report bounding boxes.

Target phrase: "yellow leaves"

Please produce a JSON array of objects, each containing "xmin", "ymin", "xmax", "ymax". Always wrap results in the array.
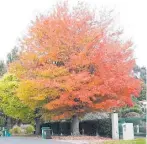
[
  {"xmin": 31, "ymin": 95, "xmax": 45, "ymax": 101},
  {"xmin": 37, "ymin": 66, "xmax": 69, "ymax": 78},
  {"xmin": 16, "ymin": 80, "xmax": 42, "ymax": 108},
  {"xmin": 43, "ymin": 88, "xmax": 59, "ymax": 98},
  {"xmin": 9, "ymin": 61, "xmax": 26, "ymax": 78},
  {"xmin": 16, "ymin": 78, "xmax": 60, "ymax": 109}
]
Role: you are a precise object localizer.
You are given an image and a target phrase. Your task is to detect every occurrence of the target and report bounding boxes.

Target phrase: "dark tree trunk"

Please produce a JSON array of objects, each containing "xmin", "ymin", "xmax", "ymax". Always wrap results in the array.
[
  {"xmin": 11, "ymin": 119, "xmax": 16, "ymax": 126},
  {"xmin": 59, "ymin": 122, "xmax": 63, "ymax": 135},
  {"xmin": 71, "ymin": 115, "xmax": 80, "ymax": 136},
  {"xmin": 96, "ymin": 123, "xmax": 99, "ymax": 136},
  {"xmin": 17, "ymin": 120, "xmax": 21, "ymax": 126},
  {"xmin": 35, "ymin": 118, "xmax": 41, "ymax": 135},
  {"xmin": 6, "ymin": 117, "xmax": 12, "ymax": 129}
]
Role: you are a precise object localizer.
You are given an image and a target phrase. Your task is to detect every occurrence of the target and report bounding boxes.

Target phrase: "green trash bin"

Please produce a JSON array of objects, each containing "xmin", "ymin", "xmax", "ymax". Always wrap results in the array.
[
  {"xmin": 2, "ymin": 128, "xmax": 11, "ymax": 137},
  {"xmin": 42, "ymin": 127, "xmax": 52, "ymax": 139},
  {"xmin": 2, "ymin": 130, "xmax": 5, "ymax": 136},
  {"xmin": 5, "ymin": 129, "xmax": 11, "ymax": 137}
]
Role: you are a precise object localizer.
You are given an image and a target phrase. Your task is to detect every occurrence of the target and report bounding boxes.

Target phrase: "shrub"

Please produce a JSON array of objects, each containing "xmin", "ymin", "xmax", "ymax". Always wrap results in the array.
[
  {"xmin": 98, "ymin": 118, "xmax": 112, "ymax": 137},
  {"xmin": 121, "ymin": 108, "xmax": 142, "ymax": 117},
  {"xmin": 10, "ymin": 126, "xmax": 21, "ymax": 134},
  {"xmin": 119, "ymin": 117, "xmax": 143, "ymax": 126},
  {"xmin": 0, "ymin": 117, "xmax": 5, "ymax": 126},
  {"xmin": 139, "ymin": 126, "xmax": 146, "ymax": 133},
  {"xmin": 25, "ymin": 125, "xmax": 35, "ymax": 134}
]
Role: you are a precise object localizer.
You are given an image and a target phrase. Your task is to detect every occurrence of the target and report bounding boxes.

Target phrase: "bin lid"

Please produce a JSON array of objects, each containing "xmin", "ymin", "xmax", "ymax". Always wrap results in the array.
[{"xmin": 41, "ymin": 127, "xmax": 50, "ymax": 130}]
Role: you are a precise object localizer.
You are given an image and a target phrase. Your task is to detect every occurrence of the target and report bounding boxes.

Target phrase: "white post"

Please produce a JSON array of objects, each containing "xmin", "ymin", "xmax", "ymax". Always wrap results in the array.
[
  {"xmin": 136, "ymin": 125, "xmax": 139, "ymax": 134},
  {"xmin": 111, "ymin": 113, "xmax": 119, "ymax": 140}
]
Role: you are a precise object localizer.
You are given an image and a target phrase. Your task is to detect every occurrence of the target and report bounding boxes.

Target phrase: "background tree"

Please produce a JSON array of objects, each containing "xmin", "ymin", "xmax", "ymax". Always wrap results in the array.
[
  {"xmin": 119, "ymin": 65, "xmax": 146, "ymax": 118},
  {"xmin": 133, "ymin": 65, "xmax": 146, "ymax": 101},
  {"xmin": 7, "ymin": 47, "xmax": 19, "ymax": 65},
  {"xmin": 9, "ymin": 1, "xmax": 141, "ymax": 135},
  {"xmin": 0, "ymin": 60, "xmax": 6, "ymax": 77},
  {"xmin": 16, "ymin": 79, "xmax": 50, "ymax": 134},
  {"xmin": 0, "ymin": 74, "xmax": 34, "ymax": 125}
]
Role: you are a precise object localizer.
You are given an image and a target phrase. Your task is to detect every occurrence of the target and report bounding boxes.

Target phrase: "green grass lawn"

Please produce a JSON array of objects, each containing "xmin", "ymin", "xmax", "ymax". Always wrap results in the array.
[{"xmin": 104, "ymin": 138, "xmax": 146, "ymax": 144}]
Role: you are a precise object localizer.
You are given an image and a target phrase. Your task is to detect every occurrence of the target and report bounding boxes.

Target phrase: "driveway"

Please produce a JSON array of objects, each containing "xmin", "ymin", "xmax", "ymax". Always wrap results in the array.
[{"xmin": 0, "ymin": 137, "xmax": 72, "ymax": 144}]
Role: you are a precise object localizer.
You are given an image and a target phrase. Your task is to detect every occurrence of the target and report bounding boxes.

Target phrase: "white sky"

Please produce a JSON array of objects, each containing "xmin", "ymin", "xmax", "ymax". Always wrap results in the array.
[{"xmin": 0, "ymin": 0, "xmax": 146, "ymax": 67}]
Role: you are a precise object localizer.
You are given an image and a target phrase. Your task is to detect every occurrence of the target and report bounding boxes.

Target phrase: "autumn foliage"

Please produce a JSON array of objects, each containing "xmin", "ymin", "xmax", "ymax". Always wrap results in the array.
[{"xmin": 9, "ymin": 2, "xmax": 141, "ymax": 121}]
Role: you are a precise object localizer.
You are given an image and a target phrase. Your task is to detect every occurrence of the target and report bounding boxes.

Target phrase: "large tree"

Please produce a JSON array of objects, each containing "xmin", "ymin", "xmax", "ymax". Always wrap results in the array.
[{"xmin": 9, "ymin": 2, "xmax": 141, "ymax": 135}]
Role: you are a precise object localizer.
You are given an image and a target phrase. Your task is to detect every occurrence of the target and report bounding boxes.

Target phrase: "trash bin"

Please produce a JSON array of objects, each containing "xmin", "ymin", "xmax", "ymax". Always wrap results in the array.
[
  {"xmin": 42, "ymin": 127, "xmax": 52, "ymax": 139},
  {"xmin": 5, "ymin": 129, "xmax": 11, "ymax": 137},
  {"xmin": 2, "ymin": 130, "xmax": 5, "ymax": 136},
  {"xmin": 2, "ymin": 128, "xmax": 11, "ymax": 137}
]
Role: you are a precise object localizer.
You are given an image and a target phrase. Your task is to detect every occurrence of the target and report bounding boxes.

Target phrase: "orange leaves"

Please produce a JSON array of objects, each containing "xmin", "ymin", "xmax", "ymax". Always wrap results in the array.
[{"xmin": 8, "ymin": 1, "xmax": 141, "ymax": 121}]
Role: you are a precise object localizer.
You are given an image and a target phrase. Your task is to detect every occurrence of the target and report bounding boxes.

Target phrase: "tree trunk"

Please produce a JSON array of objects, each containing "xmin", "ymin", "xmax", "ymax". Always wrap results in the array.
[
  {"xmin": 17, "ymin": 120, "xmax": 21, "ymax": 126},
  {"xmin": 35, "ymin": 118, "xmax": 41, "ymax": 135},
  {"xmin": 71, "ymin": 115, "xmax": 80, "ymax": 136},
  {"xmin": 59, "ymin": 122, "xmax": 63, "ymax": 135},
  {"xmin": 96, "ymin": 123, "xmax": 99, "ymax": 136},
  {"xmin": 6, "ymin": 117, "xmax": 12, "ymax": 129}
]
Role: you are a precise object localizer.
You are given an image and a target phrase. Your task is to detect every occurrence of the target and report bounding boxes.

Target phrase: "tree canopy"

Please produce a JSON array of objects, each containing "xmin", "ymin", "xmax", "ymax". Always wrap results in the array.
[{"xmin": 9, "ymin": 1, "xmax": 141, "ymax": 122}]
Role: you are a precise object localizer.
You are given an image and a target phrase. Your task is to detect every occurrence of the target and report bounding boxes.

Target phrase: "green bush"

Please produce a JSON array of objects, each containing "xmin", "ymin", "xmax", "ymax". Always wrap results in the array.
[
  {"xmin": 119, "ymin": 123, "xmax": 123, "ymax": 134},
  {"xmin": 10, "ymin": 126, "xmax": 21, "ymax": 134},
  {"xmin": 0, "ymin": 117, "xmax": 5, "ymax": 126},
  {"xmin": 98, "ymin": 118, "xmax": 112, "ymax": 137},
  {"xmin": 119, "ymin": 117, "xmax": 142, "ymax": 125},
  {"xmin": 139, "ymin": 126, "xmax": 146, "ymax": 133},
  {"xmin": 121, "ymin": 108, "xmax": 142, "ymax": 116},
  {"xmin": 25, "ymin": 125, "xmax": 35, "ymax": 134}
]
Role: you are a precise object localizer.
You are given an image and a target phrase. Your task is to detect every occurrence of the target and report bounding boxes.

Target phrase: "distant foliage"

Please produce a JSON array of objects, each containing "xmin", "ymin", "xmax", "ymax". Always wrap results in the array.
[
  {"xmin": 0, "ymin": 60, "xmax": 6, "ymax": 77},
  {"xmin": 134, "ymin": 65, "xmax": 146, "ymax": 101},
  {"xmin": 7, "ymin": 47, "xmax": 19, "ymax": 64},
  {"xmin": 25, "ymin": 125, "xmax": 35, "ymax": 134},
  {"xmin": 0, "ymin": 117, "xmax": 5, "ymax": 126},
  {"xmin": 10, "ymin": 126, "xmax": 21, "ymax": 134}
]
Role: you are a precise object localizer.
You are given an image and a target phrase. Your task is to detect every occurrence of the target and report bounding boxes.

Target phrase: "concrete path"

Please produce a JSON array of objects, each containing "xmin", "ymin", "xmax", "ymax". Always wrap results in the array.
[{"xmin": 0, "ymin": 137, "xmax": 72, "ymax": 144}]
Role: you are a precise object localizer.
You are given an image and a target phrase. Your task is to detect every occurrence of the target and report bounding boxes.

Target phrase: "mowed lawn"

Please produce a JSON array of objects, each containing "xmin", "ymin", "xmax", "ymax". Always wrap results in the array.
[
  {"xmin": 103, "ymin": 138, "xmax": 146, "ymax": 144},
  {"xmin": 90, "ymin": 138, "xmax": 146, "ymax": 144}
]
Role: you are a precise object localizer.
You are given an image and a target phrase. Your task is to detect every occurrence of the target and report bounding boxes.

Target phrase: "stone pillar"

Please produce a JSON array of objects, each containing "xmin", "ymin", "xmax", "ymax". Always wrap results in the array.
[{"xmin": 111, "ymin": 113, "xmax": 119, "ymax": 140}]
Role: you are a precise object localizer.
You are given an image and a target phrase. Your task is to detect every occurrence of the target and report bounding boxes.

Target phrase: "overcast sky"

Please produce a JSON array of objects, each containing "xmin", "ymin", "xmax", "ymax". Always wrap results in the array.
[{"xmin": 0, "ymin": 0, "xmax": 146, "ymax": 67}]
